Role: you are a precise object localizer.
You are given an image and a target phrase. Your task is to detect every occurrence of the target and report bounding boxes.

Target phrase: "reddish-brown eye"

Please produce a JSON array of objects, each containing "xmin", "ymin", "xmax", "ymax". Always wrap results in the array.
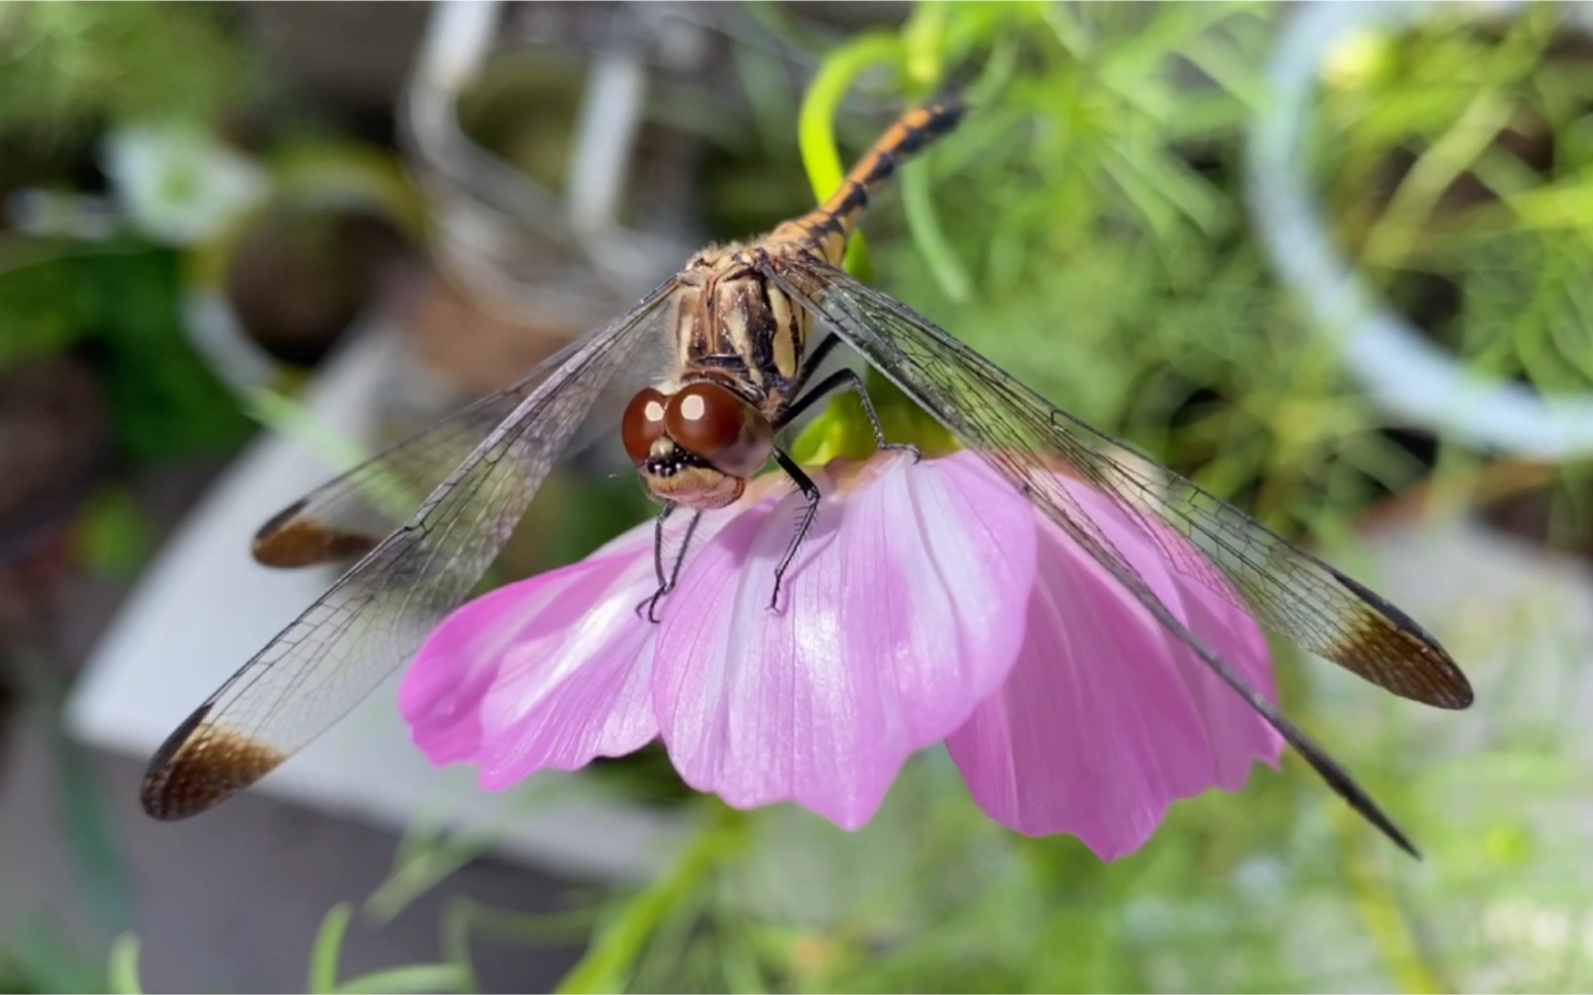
[
  {"xmin": 622, "ymin": 387, "xmax": 668, "ymax": 464},
  {"xmin": 664, "ymin": 382, "xmax": 744, "ymax": 458},
  {"xmin": 665, "ymin": 381, "xmax": 773, "ymax": 477}
]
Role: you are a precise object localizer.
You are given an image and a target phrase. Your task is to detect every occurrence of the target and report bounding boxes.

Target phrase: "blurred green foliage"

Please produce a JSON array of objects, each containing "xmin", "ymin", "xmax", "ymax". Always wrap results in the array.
[
  {"xmin": 871, "ymin": 3, "xmax": 1395, "ymax": 540},
  {"xmin": 0, "ymin": 6, "xmax": 262, "ymax": 985},
  {"xmin": 0, "ymin": 2, "xmax": 245, "ymax": 143},
  {"xmin": 0, "ymin": 924, "xmax": 110, "ymax": 995},
  {"xmin": 0, "ymin": 243, "xmax": 254, "ymax": 464},
  {"xmin": 1315, "ymin": 2, "xmax": 1593, "ymax": 398}
]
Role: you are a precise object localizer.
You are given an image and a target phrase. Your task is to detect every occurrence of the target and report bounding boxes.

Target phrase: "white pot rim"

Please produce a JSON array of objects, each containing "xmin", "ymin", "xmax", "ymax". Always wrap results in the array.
[{"xmin": 1245, "ymin": 0, "xmax": 1593, "ymax": 461}]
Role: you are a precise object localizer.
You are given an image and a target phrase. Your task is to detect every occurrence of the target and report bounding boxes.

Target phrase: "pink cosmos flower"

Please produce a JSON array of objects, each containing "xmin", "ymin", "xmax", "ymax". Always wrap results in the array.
[{"xmin": 400, "ymin": 450, "xmax": 1283, "ymax": 860}]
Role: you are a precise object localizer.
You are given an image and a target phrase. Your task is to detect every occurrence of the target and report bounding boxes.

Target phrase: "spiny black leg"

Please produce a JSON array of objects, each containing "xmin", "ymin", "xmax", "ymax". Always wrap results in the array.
[
  {"xmin": 775, "ymin": 368, "xmax": 920, "ymax": 463},
  {"xmin": 635, "ymin": 503, "xmax": 700, "ymax": 623},
  {"xmin": 792, "ymin": 333, "xmax": 842, "ymax": 391},
  {"xmin": 769, "ymin": 448, "xmax": 821, "ymax": 613},
  {"xmin": 663, "ymin": 512, "xmax": 702, "ymax": 592},
  {"xmin": 650, "ymin": 503, "xmax": 676, "ymax": 589}
]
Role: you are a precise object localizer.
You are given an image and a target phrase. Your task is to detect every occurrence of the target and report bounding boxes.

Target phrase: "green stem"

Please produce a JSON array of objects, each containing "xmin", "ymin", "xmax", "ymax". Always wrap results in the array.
[
  {"xmin": 107, "ymin": 934, "xmax": 144, "ymax": 995},
  {"xmin": 797, "ymin": 32, "xmax": 903, "ymax": 280},
  {"xmin": 1338, "ymin": 810, "xmax": 1450, "ymax": 993},
  {"xmin": 1359, "ymin": 91, "xmax": 1513, "ymax": 269},
  {"xmin": 554, "ymin": 806, "xmax": 746, "ymax": 994},
  {"xmin": 903, "ymin": 152, "xmax": 972, "ymax": 303},
  {"xmin": 308, "ymin": 903, "xmax": 353, "ymax": 994}
]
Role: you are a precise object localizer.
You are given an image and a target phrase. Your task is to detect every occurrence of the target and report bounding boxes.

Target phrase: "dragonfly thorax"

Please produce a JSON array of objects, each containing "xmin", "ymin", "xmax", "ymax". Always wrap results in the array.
[{"xmin": 673, "ymin": 249, "xmax": 812, "ymax": 416}]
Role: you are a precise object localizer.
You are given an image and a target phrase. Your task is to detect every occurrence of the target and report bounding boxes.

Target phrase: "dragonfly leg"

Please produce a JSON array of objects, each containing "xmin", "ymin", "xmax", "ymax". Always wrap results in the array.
[
  {"xmin": 665, "ymin": 512, "xmax": 702, "ymax": 591},
  {"xmin": 776, "ymin": 368, "xmax": 921, "ymax": 462},
  {"xmin": 633, "ymin": 503, "xmax": 702, "ymax": 623},
  {"xmin": 650, "ymin": 503, "xmax": 676, "ymax": 588},
  {"xmin": 769, "ymin": 448, "xmax": 822, "ymax": 612},
  {"xmin": 792, "ymin": 333, "xmax": 842, "ymax": 387}
]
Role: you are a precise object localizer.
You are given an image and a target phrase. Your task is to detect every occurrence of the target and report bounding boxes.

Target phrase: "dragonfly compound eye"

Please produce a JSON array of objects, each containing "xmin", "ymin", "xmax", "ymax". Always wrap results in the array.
[
  {"xmin": 665, "ymin": 381, "xmax": 774, "ymax": 478},
  {"xmin": 622, "ymin": 387, "xmax": 669, "ymax": 464}
]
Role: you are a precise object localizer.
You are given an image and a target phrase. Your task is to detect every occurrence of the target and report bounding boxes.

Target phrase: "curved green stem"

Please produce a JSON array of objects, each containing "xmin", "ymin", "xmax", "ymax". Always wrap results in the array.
[
  {"xmin": 1339, "ymin": 810, "xmax": 1451, "ymax": 993},
  {"xmin": 308, "ymin": 903, "xmax": 353, "ymax": 994},
  {"xmin": 797, "ymin": 32, "xmax": 903, "ymax": 279},
  {"xmin": 903, "ymin": 151, "xmax": 972, "ymax": 303}
]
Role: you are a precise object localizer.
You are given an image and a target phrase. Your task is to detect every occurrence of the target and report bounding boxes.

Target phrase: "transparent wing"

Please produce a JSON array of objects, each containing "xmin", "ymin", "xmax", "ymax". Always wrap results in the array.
[
  {"xmin": 252, "ymin": 380, "xmax": 561, "ymax": 568},
  {"xmin": 768, "ymin": 256, "xmax": 1474, "ymax": 855},
  {"xmin": 253, "ymin": 323, "xmax": 662, "ymax": 569},
  {"xmin": 141, "ymin": 282, "xmax": 678, "ymax": 820}
]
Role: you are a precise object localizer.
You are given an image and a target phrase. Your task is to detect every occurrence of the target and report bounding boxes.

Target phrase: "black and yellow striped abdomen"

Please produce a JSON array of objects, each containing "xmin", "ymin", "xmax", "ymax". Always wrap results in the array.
[{"xmin": 774, "ymin": 96, "xmax": 967, "ymax": 266}]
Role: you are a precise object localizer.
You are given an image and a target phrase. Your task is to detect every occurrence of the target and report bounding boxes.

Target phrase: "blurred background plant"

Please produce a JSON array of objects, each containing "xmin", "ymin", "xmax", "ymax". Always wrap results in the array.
[{"xmin": 6, "ymin": 1, "xmax": 1593, "ymax": 992}]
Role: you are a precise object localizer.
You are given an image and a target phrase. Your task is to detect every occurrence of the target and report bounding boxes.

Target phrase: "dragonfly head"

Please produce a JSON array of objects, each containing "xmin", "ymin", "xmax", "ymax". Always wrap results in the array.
[{"xmin": 623, "ymin": 380, "xmax": 774, "ymax": 510}]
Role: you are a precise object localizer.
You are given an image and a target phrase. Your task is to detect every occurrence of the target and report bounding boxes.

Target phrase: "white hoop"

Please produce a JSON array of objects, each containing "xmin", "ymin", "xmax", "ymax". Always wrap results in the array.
[{"xmin": 1245, "ymin": 0, "xmax": 1593, "ymax": 460}]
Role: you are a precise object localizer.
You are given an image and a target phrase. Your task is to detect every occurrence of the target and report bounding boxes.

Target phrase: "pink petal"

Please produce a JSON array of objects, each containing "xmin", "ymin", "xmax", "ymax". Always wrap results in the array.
[
  {"xmin": 653, "ymin": 453, "xmax": 1038, "ymax": 829},
  {"xmin": 400, "ymin": 521, "xmax": 665, "ymax": 788},
  {"xmin": 946, "ymin": 477, "xmax": 1283, "ymax": 860}
]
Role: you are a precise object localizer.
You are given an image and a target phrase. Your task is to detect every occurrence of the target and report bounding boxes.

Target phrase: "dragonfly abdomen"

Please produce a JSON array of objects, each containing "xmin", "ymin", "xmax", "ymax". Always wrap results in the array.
[{"xmin": 775, "ymin": 96, "xmax": 967, "ymax": 266}]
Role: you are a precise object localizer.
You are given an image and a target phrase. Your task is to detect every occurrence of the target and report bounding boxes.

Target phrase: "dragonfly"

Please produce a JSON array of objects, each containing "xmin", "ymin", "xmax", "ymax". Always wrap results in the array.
[{"xmin": 142, "ymin": 95, "xmax": 1473, "ymax": 854}]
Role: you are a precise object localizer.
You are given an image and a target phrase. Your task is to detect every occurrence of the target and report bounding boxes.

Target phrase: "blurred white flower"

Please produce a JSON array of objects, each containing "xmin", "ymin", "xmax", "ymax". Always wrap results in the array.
[{"xmin": 103, "ymin": 123, "xmax": 270, "ymax": 247}]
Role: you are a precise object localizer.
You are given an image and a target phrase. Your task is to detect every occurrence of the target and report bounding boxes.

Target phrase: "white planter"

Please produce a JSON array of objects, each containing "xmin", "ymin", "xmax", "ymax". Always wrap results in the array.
[{"xmin": 1245, "ymin": 0, "xmax": 1593, "ymax": 461}]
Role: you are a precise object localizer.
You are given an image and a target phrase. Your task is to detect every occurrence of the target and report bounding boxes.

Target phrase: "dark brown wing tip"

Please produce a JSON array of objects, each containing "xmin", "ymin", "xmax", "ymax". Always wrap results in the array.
[
  {"xmin": 141, "ymin": 706, "xmax": 287, "ymax": 821},
  {"xmin": 252, "ymin": 498, "xmax": 380, "ymax": 568},
  {"xmin": 1407, "ymin": 641, "xmax": 1474, "ymax": 710},
  {"xmin": 1330, "ymin": 567, "xmax": 1476, "ymax": 711}
]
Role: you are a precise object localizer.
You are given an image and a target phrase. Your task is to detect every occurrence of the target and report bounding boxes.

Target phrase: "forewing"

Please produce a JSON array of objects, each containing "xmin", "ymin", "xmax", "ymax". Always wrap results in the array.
[
  {"xmin": 142, "ymin": 284, "xmax": 677, "ymax": 820},
  {"xmin": 254, "ymin": 320, "xmax": 663, "ymax": 569},
  {"xmin": 768, "ymin": 256, "xmax": 1474, "ymax": 855},
  {"xmin": 251, "ymin": 381, "xmax": 552, "ymax": 569}
]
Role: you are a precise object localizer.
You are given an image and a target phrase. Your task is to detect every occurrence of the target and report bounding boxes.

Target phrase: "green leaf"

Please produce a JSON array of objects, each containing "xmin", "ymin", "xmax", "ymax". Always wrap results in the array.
[
  {"xmin": 336, "ymin": 964, "xmax": 468, "ymax": 995},
  {"xmin": 364, "ymin": 826, "xmax": 495, "ymax": 927},
  {"xmin": 554, "ymin": 807, "xmax": 745, "ymax": 994},
  {"xmin": 0, "ymin": 244, "xmax": 94, "ymax": 369},
  {"xmin": 76, "ymin": 488, "xmax": 155, "ymax": 579},
  {"xmin": 107, "ymin": 934, "xmax": 144, "ymax": 995},
  {"xmin": 902, "ymin": 155, "xmax": 973, "ymax": 304},
  {"xmin": 308, "ymin": 903, "xmax": 354, "ymax": 995},
  {"xmin": 0, "ymin": 920, "xmax": 108, "ymax": 994},
  {"xmin": 63, "ymin": 244, "xmax": 255, "ymax": 464}
]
